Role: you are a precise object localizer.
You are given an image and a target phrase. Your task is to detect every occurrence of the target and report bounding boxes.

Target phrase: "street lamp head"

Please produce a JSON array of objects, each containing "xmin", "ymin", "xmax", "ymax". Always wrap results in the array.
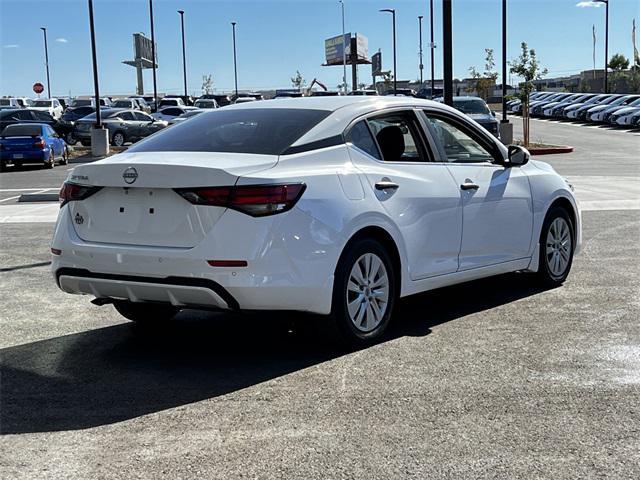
[
  {"xmin": 380, "ymin": 8, "xmax": 395, "ymax": 13},
  {"xmin": 231, "ymin": 21, "xmax": 236, "ymax": 26},
  {"xmin": 177, "ymin": 9, "xmax": 184, "ymax": 15},
  {"xmin": 418, "ymin": 15, "xmax": 423, "ymax": 19},
  {"xmin": 593, "ymin": 0, "xmax": 607, "ymax": 3},
  {"xmin": 40, "ymin": 27, "xmax": 46, "ymax": 31}
]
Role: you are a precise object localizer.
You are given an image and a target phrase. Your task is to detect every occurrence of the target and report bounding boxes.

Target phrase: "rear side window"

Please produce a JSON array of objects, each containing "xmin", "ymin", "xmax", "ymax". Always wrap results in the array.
[
  {"xmin": 346, "ymin": 121, "xmax": 381, "ymax": 160},
  {"xmin": 2, "ymin": 124, "xmax": 42, "ymax": 136},
  {"xmin": 129, "ymin": 108, "xmax": 331, "ymax": 155}
]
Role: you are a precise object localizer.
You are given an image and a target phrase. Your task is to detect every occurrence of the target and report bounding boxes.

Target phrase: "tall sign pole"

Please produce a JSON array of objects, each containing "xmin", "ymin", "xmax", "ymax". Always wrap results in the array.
[
  {"xmin": 88, "ymin": 0, "xmax": 101, "ymax": 128},
  {"xmin": 149, "ymin": 0, "xmax": 158, "ymax": 110},
  {"xmin": 443, "ymin": 0, "xmax": 453, "ymax": 106},
  {"xmin": 178, "ymin": 10, "xmax": 187, "ymax": 99},
  {"xmin": 231, "ymin": 22, "xmax": 238, "ymax": 97}
]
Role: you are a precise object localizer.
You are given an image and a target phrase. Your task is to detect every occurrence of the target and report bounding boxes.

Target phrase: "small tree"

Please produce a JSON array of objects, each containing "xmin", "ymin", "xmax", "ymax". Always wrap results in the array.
[
  {"xmin": 201, "ymin": 74, "xmax": 213, "ymax": 95},
  {"xmin": 608, "ymin": 53, "xmax": 630, "ymax": 71},
  {"xmin": 467, "ymin": 48, "xmax": 498, "ymax": 100},
  {"xmin": 608, "ymin": 53, "xmax": 631, "ymax": 92},
  {"xmin": 510, "ymin": 42, "xmax": 548, "ymax": 147},
  {"xmin": 291, "ymin": 70, "xmax": 306, "ymax": 91}
]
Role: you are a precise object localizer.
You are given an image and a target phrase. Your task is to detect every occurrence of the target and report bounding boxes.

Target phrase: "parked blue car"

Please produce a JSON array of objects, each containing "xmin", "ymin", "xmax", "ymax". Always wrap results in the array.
[{"xmin": 0, "ymin": 123, "xmax": 68, "ymax": 171}]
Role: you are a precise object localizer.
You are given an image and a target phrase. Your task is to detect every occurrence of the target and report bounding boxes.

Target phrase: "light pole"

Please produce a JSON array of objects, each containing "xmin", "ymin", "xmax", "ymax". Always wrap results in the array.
[
  {"xmin": 429, "ymin": 0, "xmax": 435, "ymax": 98},
  {"xmin": 418, "ymin": 15, "xmax": 424, "ymax": 85},
  {"xmin": 595, "ymin": 0, "xmax": 609, "ymax": 93},
  {"xmin": 340, "ymin": 1, "xmax": 347, "ymax": 93},
  {"xmin": 177, "ymin": 10, "xmax": 187, "ymax": 99},
  {"xmin": 40, "ymin": 27, "xmax": 51, "ymax": 98},
  {"xmin": 501, "ymin": 0, "xmax": 507, "ymax": 123},
  {"xmin": 87, "ymin": 0, "xmax": 100, "ymax": 128},
  {"xmin": 231, "ymin": 22, "xmax": 238, "ymax": 97},
  {"xmin": 149, "ymin": 0, "xmax": 158, "ymax": 111},
  {"xmin": 380, "ymin": 8, "xmax": 397, "ymax": 94},
  {"xmin": 443, "ymin": 0, "xmax": 453, "ymax": 106}
]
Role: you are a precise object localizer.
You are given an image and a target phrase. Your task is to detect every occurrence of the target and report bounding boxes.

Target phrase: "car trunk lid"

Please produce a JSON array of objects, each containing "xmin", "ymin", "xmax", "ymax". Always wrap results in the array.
[{"xmin": 67, "ymin": 151, "xmax": 278, "ymax": 248}]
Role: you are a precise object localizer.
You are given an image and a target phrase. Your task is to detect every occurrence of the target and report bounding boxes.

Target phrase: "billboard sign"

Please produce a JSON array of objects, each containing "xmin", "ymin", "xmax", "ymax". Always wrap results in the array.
[
  {"xmin": 133, "ymin": 33, "xmax": 157, "ymax": 68},
  {"xmin": 371, "ymin": 52, "xmax": 382, "ymax": 76},
  {"xmin": 324, "ymin": 32, "xmax": 369, "ymax": 65},
  {"xmin": 325, "ymin": 33, "xmax": 350, "ymax": 65}
]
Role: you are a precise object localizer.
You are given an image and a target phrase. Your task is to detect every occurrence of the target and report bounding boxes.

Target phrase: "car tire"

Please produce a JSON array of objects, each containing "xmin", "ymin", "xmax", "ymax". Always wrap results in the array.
[
  {"xmin": 328, "ymin": 238, "xmax": 397, "ymax": 348},
  {"xmin": 113, "ymin": 300, "xmax": 180, "ymax": 324},
  {"xmin": 111, "ymin": 131, "xmax": 126, "ymax": 147},
  {"xmin": 59, "ymin": 146, "xmax": 69, "ymax": 165},
  {"xmin": 64, "ymin": 132, "xmax": 76, "ymax": 145},
  {"xmin": 536, "ymin": 206, "xmax": 575, "ymax": 287},
  {"xmin": 44, "ymin": 151, "xmax": 55, "ymax": 169}
]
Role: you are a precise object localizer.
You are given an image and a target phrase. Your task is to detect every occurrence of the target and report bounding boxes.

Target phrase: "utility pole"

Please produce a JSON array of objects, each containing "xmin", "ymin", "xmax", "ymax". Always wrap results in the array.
[
  {"xmin": 418, "ymin": 15, "xmax": 424, "ymax": 85},
  {"xmin": 443, "ymin": 0, "xmax": 453, "ymax": 106},
  {"xmin": 501, "ymin": 0, "xmax": 507, "ymax": 122},
  {"xmin": 594, "ymin": 0, "xmax": 609, "ymax": 92},
  {"xmin": 40, "ymin": 27, "xmax": 51, "ymax": 98},
  {"xmin": 380, "ymin": 8, "xmax": 397, "ymax": 94}
]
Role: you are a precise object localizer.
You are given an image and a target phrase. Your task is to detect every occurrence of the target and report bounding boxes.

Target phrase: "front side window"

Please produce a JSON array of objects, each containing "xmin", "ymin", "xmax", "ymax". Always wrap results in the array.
[
  {"xmin": 117, "ymin": 111, "xmax": 135, "ymax": 121},
  {"xmin": 345, "ymin": 121, "xmax": 381, "ymax": 160},
  {"xmin": 128, "ymin": 108, "xmax": 332, "ymax": 155},
  {"xmin": 133, "ymin": 112, "xmax": 152, "ymax": 121},
  {"xmin": 366, "ymin": 112, "xmax": 426, "ymax": 162},
  {"xmin": 423, "ymin": 113, "xmax": 495, "ymax": 164}
]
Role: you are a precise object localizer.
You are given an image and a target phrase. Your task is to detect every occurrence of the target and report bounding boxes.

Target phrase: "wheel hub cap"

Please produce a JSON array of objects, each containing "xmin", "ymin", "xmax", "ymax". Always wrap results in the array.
[
  {"xmin": 346, "ymin": 253, "xmax": 390, "ymax": 333},
  {"xmin": 546, "ymin": 217, "xmax": 572, "ymax": 278}
]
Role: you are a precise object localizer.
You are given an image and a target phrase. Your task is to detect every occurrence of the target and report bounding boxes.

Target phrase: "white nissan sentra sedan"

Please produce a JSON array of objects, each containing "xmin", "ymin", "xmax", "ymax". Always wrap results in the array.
[{"xmin": 51, "ymin": 97, "xmax": 581, "ymax": 346}]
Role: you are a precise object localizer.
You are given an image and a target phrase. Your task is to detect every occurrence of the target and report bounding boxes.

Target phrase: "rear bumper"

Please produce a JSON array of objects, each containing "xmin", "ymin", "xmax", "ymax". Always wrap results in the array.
[
  {"xmin": 0, "ymin": 150, "xmax": 47, "ymax": 164},
  {"xmin": 51, "ymin": 204, "xmax": 342, "ymax": 315},
  {"xmin": 56, "ymin": 268, "xmax": 238, "ymax": 310}
]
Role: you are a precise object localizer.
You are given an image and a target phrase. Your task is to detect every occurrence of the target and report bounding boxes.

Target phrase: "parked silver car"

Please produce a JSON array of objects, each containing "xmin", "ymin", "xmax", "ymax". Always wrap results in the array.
[{"xmin": 73, "ymin": 108, "xmax": 167, "ymax": 146}]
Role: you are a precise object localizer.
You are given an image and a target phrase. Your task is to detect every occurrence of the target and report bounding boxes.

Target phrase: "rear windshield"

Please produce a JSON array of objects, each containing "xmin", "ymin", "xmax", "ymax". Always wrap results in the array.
[
  {"xmin": 2, "ymin": 124, "xmax": 42, "ymax": 137},
  {"xmin": 72, "ymin": 99, "xmax": 92, "ymax": 107},
  {"xmin": 32, "ymin": 100, "xmax": 52, "ymax": 107},
  {"xmin": 453, "ymin": 99, "xmax": 490, "ymax": 115},
  {"xmin": 80, "ymin": 110, "xmax": 122, "ymax": 121},
  {"xmin": 112, "ymin": 100, "xmax": 132, "ymax": 108},
  {"xmin": 128, "ymin": 108, "xmax": 332, "ymax": 155},
  {"xmin": 0, "ymin": 99, "xmax": 10, "ymax": 106}
]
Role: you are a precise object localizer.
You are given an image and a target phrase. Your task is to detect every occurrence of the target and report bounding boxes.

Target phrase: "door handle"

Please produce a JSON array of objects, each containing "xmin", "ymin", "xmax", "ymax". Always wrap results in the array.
[
  {"xmin": 375, "ymin": 181, "xmax": 399, "ymax": 191},
  {"xmin": 460, "ymin": 181, "xmax": 480, "ymax": 190}
]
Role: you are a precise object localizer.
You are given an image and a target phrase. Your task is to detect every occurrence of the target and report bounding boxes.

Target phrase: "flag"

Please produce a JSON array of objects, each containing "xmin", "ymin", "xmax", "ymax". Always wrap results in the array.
[
  {"xmin": 593, "ymin": 25, "xmax": 597, "ymax": 78},
  {"xmin": 633, "ymin": 19, "xmax": 639, "ymax": 66}
]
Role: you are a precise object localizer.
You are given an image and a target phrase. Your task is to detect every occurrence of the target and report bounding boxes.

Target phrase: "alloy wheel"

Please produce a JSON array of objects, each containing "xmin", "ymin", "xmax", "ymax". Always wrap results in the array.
[
  {"xmin": 545, "ymin": 217, "xmax": 572, "ymax": 278},
  {"xmin": 346, "ymin": 253, "xmax": 390, "ymax": 333}
]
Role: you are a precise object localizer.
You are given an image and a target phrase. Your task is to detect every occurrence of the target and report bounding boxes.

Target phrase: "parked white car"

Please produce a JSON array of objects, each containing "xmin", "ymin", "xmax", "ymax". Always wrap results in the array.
[
  {"xmin": 30, "ymin": 98, "xmax": 64, "ymax": 119},
  {"xmin": 52, "ymin": 97, "xmax": 581, "ymax": 346},
  {"xmin": 152, "ymin": 106, "xmax": 199, "ymax": 122},
  {"xmin": 0, "ymin": 97, "xmax": 29, "ymax": 108}
]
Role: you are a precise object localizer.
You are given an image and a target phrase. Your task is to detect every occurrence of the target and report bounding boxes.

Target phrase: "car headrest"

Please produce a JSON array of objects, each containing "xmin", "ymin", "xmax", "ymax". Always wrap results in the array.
[{"xmin": 376, "ymin": 125, "xmax": 405, "ymax": 162}]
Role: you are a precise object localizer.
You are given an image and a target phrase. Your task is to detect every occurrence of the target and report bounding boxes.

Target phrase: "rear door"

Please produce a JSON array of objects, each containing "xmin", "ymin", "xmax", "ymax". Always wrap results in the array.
[
  {"xmin": 420, "ymin": 109, "xmax": 533, "ymax": 270},
  {"xmin": 346, "ymin": 110, "xmax": 462, "ymax": 280}
]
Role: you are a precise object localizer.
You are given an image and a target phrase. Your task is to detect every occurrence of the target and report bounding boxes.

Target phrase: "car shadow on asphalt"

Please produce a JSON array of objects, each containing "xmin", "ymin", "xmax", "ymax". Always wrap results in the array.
[{"xmin": 0, "ymin": 272, "xmax": 547, "ymax": 434}]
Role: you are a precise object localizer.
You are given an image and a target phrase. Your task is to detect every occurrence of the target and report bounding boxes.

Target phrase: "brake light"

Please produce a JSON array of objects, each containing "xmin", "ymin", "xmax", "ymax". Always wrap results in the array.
[
  {"xmin": 175, "ymin": 183, "xmax": 306, "ymax": 217},
  {"xmin": 59, "ymin": 182, "xmax": 102, "ymax": 207},
  {"xmin": 33, "ymin": 137, "xmax": 46, "ymax": 149}
]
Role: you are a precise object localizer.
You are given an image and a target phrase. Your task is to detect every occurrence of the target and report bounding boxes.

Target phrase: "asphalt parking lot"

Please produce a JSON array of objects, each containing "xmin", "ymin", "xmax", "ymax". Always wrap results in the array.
[{"xmin": 1, "ymin": 120, "xmax": 639, "ymax": 478}]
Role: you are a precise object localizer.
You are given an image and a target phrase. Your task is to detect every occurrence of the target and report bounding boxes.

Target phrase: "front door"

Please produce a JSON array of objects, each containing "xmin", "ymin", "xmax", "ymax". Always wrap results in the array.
[{"xmin": 420, "ymin": 110, "xmax": 533, "ymax": 271}]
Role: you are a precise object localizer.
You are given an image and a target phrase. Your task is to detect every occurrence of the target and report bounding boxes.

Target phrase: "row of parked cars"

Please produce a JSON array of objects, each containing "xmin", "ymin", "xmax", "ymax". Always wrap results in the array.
[{"xmin": 506, "ymin": 92, "xmax": 640, "ymax": 127}]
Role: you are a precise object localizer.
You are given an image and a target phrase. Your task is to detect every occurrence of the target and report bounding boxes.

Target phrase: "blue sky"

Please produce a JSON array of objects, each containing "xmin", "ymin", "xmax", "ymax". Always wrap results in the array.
[{"xmin": 1, "ymin": 0, "xmax": 638, "ymax": 97}]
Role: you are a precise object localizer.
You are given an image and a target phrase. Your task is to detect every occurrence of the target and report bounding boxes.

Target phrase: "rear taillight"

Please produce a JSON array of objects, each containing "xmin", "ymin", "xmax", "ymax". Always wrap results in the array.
[
  {"xmin": 33, "ymin": 137, "xmax": 45, "ymax": 149},
  {"xmin": 175, "ymin": 183, "xmax": 306, "ymax": 217},
  {"xmin": 59, "ymin": 182, "xmax": 102, "ymax": 207}
]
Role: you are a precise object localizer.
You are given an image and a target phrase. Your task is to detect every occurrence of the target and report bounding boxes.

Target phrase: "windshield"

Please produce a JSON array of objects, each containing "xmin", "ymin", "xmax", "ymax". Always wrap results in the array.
[
  {"xmin": 1, "ymin": 124, "xmax": 42, "ymax": 136},
  {"xmin": 453, "ymin": 99, "xmax": 490, "ymax": 115},
  {"xmin": 0, "ymin": 99, "xmax": 10, "ymax": 106},
  {"xmin": 32, "ymin": 100, "xmax": 52, "ymax": 107},
  {"xmin": 129, "ymin": 108, "xmax": 331, "ymax": 155},
  {"xmin": 621, "ymin": 96, "xmax": 640, "ymax": 106},
  {"xmin": 72, "ymin": 99, "xmax": 92, "ymax": 107},
  {"xmin": 112, "ymin": 100, "xmax": 132, "ymax": 108}
]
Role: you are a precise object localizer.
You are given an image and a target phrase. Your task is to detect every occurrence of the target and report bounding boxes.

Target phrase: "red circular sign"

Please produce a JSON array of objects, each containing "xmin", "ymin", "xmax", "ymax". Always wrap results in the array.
[{"xmin": 33, "ymin": 82, "xmax": 45, "ymax": 94}]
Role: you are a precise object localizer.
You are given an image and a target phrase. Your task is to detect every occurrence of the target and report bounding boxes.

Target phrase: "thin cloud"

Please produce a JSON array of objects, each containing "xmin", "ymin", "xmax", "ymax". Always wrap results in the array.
[
  {"xmin": 3, "ymin": 44, "xmax": 19, "ymax": 48},
  {"xmin": 55, "ymin": 38, "xmax": 68, "ymax": 43},
  {"xmin": 576, "ymin": 1, "xmax": 603, "ymax": 7}
]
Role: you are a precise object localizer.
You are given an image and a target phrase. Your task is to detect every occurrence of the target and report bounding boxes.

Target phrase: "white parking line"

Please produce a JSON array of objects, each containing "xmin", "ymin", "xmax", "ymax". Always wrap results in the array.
[{"xmin": 0, "ymin": 188, "xmax": 58, "ymax": 192}]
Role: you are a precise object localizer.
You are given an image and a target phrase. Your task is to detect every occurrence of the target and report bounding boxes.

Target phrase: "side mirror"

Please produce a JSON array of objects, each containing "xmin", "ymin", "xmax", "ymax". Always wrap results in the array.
[
  {"xmin": 491, "ymin": 110, "xmax": 497, "ymax": 117},
  {"xmin": 507, "ymin": 145, "xmax": 530, "ymax": 167}
]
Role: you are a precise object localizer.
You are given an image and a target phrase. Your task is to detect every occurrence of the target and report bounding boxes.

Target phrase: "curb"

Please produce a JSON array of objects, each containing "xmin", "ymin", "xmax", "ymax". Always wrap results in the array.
[
  {"xmin": 528, "ymin": 146, "xmax": 574, "ymax": 155},
  {"xmin": 18, "ymin": 193, "xmax": 59, "ymax": 203}
]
